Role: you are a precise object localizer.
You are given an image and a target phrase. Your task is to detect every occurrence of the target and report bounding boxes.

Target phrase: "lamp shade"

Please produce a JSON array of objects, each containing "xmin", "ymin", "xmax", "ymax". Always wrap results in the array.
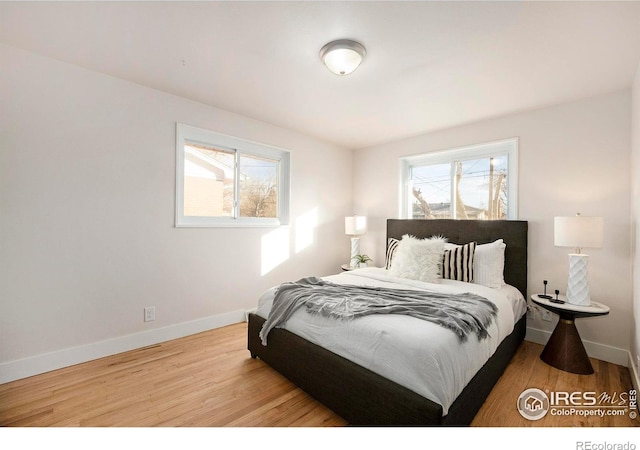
[
  {"xmin": 554, "ymin": 215, "xmax": 603, "ymax": 251},
  {"xmin": 320, "ymin": 39, "xmax": 366, "ymax": 76},
  {"xmin": 345, "ymin": 216, "xmax": 367, "ymax": 235}
]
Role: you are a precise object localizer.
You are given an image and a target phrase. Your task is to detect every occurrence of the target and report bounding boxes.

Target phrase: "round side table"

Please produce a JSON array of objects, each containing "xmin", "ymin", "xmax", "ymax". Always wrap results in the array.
[{"xmin": 530, "ymin": 294, "xmax": 609, "ymax": 375}]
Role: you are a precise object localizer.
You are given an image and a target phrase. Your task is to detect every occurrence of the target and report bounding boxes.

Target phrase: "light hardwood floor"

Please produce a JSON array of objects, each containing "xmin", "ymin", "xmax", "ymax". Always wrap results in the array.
[{"xmin": 1, "ymin": 322, "xmax": 637, "ymax": 427}]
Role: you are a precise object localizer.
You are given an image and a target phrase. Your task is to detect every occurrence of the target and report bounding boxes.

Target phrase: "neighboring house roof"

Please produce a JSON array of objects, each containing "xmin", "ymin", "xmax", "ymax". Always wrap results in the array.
[
  {"xmin": 184, "ymin": 145, "xmax": 234, "ymax": 181},
  {"xmin": 412, "ymin": 202, "xmax": 488, "ymax": 219}
]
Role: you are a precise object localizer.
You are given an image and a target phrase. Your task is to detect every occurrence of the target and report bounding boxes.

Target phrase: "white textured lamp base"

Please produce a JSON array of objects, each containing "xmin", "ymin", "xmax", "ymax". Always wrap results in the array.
[
  {"xmin": 566, "ymin": 253, "xmax": 591, "ymax": 306},
  {"xmin": 350, "ymin": 237, "xmax": 360, "ymax": 267}
]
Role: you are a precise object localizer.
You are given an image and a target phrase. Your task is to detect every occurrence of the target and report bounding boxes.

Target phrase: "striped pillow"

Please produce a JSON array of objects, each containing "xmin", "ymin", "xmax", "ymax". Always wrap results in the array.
[
  {"xmin": 442, "ymin": 242, "xmax": 476, "ymax": 282},
  {"xmin": 385, "ymin": 238, "xmax": 400, "ymax": 269}
]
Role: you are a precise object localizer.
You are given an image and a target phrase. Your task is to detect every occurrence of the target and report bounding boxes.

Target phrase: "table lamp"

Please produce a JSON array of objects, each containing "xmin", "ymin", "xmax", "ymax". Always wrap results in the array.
[
  {"xmin": 554, "ymin": 214, "xmax": 603, "ymax": 306},
  {"xmin": 345, "ymin": 215, "xmax": 367, "ymax": 267}
]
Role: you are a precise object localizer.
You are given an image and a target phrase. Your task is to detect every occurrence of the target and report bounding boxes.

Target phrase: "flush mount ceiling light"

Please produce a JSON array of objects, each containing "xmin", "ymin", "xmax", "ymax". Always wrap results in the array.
[{"xmin": 320, "ymin": 39, "xmax": 367, "ymax": 76}]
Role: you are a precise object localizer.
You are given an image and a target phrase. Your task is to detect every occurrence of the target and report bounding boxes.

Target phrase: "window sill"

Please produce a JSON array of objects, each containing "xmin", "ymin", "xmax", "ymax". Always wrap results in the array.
[{"xmin": 175, "ymin": 217, "xmax": 284, "ymax": 228}]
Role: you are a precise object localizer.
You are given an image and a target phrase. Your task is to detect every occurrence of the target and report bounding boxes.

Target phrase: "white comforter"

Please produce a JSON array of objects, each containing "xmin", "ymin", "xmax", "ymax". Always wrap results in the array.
[{"xmin": 255, "ymin": 267, "xmax": 526, "ymax": 415}]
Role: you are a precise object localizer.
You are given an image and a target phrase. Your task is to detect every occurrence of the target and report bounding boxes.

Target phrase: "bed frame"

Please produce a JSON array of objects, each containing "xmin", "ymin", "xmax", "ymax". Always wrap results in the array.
[{"xmin": 247, "ymin": 219, "xmax": 528, "ymax": 426}]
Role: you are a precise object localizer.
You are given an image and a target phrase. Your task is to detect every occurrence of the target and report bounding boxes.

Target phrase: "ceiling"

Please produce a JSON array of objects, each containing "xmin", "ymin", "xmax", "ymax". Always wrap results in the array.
[{"xmin": 2, "ymin": 1, "xmax": 640, "ymax": 150}]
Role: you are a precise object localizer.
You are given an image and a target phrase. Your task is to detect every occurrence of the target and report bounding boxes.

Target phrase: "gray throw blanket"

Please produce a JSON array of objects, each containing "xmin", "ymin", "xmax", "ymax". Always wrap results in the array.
[{"xmin": 259, "ymin": 277, "xmax": 498, "ymax": 345}]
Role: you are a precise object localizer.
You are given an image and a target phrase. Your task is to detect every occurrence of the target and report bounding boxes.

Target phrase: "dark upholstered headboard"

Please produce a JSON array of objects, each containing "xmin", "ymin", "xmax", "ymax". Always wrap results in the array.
[{"xmin": 387, "ymin": 219, "xmax": 528, "ymax": 297}]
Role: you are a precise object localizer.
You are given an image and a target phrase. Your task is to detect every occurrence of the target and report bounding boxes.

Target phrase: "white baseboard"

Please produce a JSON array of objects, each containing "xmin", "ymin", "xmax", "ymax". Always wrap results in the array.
[
  {"xmin": 244, "ymin": 307, "xmax": 257, "ymax": 322},
  {"xmin": 0, "ymin": 310, "xmax": 246, "ymax": 384},
  {"xmin": 525, "ymin": 326, "xmax": 629, "ymax": 367},
  {"xmin": 628, "ymin": 352, "xmax": 640, "ymax": 393}
]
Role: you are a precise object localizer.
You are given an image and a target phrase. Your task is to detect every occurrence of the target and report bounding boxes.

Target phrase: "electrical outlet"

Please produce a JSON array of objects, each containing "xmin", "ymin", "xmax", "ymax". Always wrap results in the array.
[
  {"xmin": 144, "ymin": 306, "xmax": 155, "ymax": 322},
  {"xmin": 541, "ymin": 310, "xmax": 553, "ymax": 322}
]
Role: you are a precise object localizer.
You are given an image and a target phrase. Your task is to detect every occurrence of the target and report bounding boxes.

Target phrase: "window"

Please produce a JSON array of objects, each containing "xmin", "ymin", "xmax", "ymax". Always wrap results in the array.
[
  {"xmin": 400, "ymin": 138, "xmax": 518, "ymax": 220},
  {"xmin": 176, "ymin": 123, "xmax": 290, "ymax": 227}
]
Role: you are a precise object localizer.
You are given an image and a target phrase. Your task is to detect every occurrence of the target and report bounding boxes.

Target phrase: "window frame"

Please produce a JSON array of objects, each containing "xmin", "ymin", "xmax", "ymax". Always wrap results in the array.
[
  {"xmin": 176, "ymin": 123, "xmax": 290, "ymax": 228},
  {"xmin": 399, "ymin": 138, "xmax": 519, "ymax": 220}
]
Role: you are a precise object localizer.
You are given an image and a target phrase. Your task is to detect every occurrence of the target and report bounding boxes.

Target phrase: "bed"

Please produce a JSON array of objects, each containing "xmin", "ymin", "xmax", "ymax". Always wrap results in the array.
[{"xmin": 247, "ymin": 219, "xmax": 528, "ymax": 426}]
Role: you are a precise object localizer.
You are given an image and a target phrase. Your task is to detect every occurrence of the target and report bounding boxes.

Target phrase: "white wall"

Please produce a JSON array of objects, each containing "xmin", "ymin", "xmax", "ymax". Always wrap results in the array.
[
  {"xmin": 631, "ymin": 61, "xmax": 640, "ymax": 383},
  {"xmin": 353, "ymin": 90, "xmax": 632, "ymax": 364},
  {"xmin": 0, "ymin": 44, "xmax": 353, "ymax": 382}
]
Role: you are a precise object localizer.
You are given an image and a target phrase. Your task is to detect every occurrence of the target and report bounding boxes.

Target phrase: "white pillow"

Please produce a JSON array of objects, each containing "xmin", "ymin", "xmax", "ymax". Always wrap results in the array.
[
  {"xmin": 388, "ymin": 235, "xmax": 446, "ymax": 283},
  {"xmin": 473, "ymin": 239, "xmax": 506, "ymax": 288}
]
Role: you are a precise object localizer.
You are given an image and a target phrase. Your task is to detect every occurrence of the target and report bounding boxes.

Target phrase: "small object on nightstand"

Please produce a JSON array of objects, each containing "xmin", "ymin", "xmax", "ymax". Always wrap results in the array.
[
  {"xmin": 550, "ymin": 289, "xmax": 565, "ymax": 304},
  {"xmin": 341, "ymin": 264, "xmax": 354, "ymax": 271},
  {"xmin": 538, "ymin": 280, "xmax": 552, "ymax": 299}
]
